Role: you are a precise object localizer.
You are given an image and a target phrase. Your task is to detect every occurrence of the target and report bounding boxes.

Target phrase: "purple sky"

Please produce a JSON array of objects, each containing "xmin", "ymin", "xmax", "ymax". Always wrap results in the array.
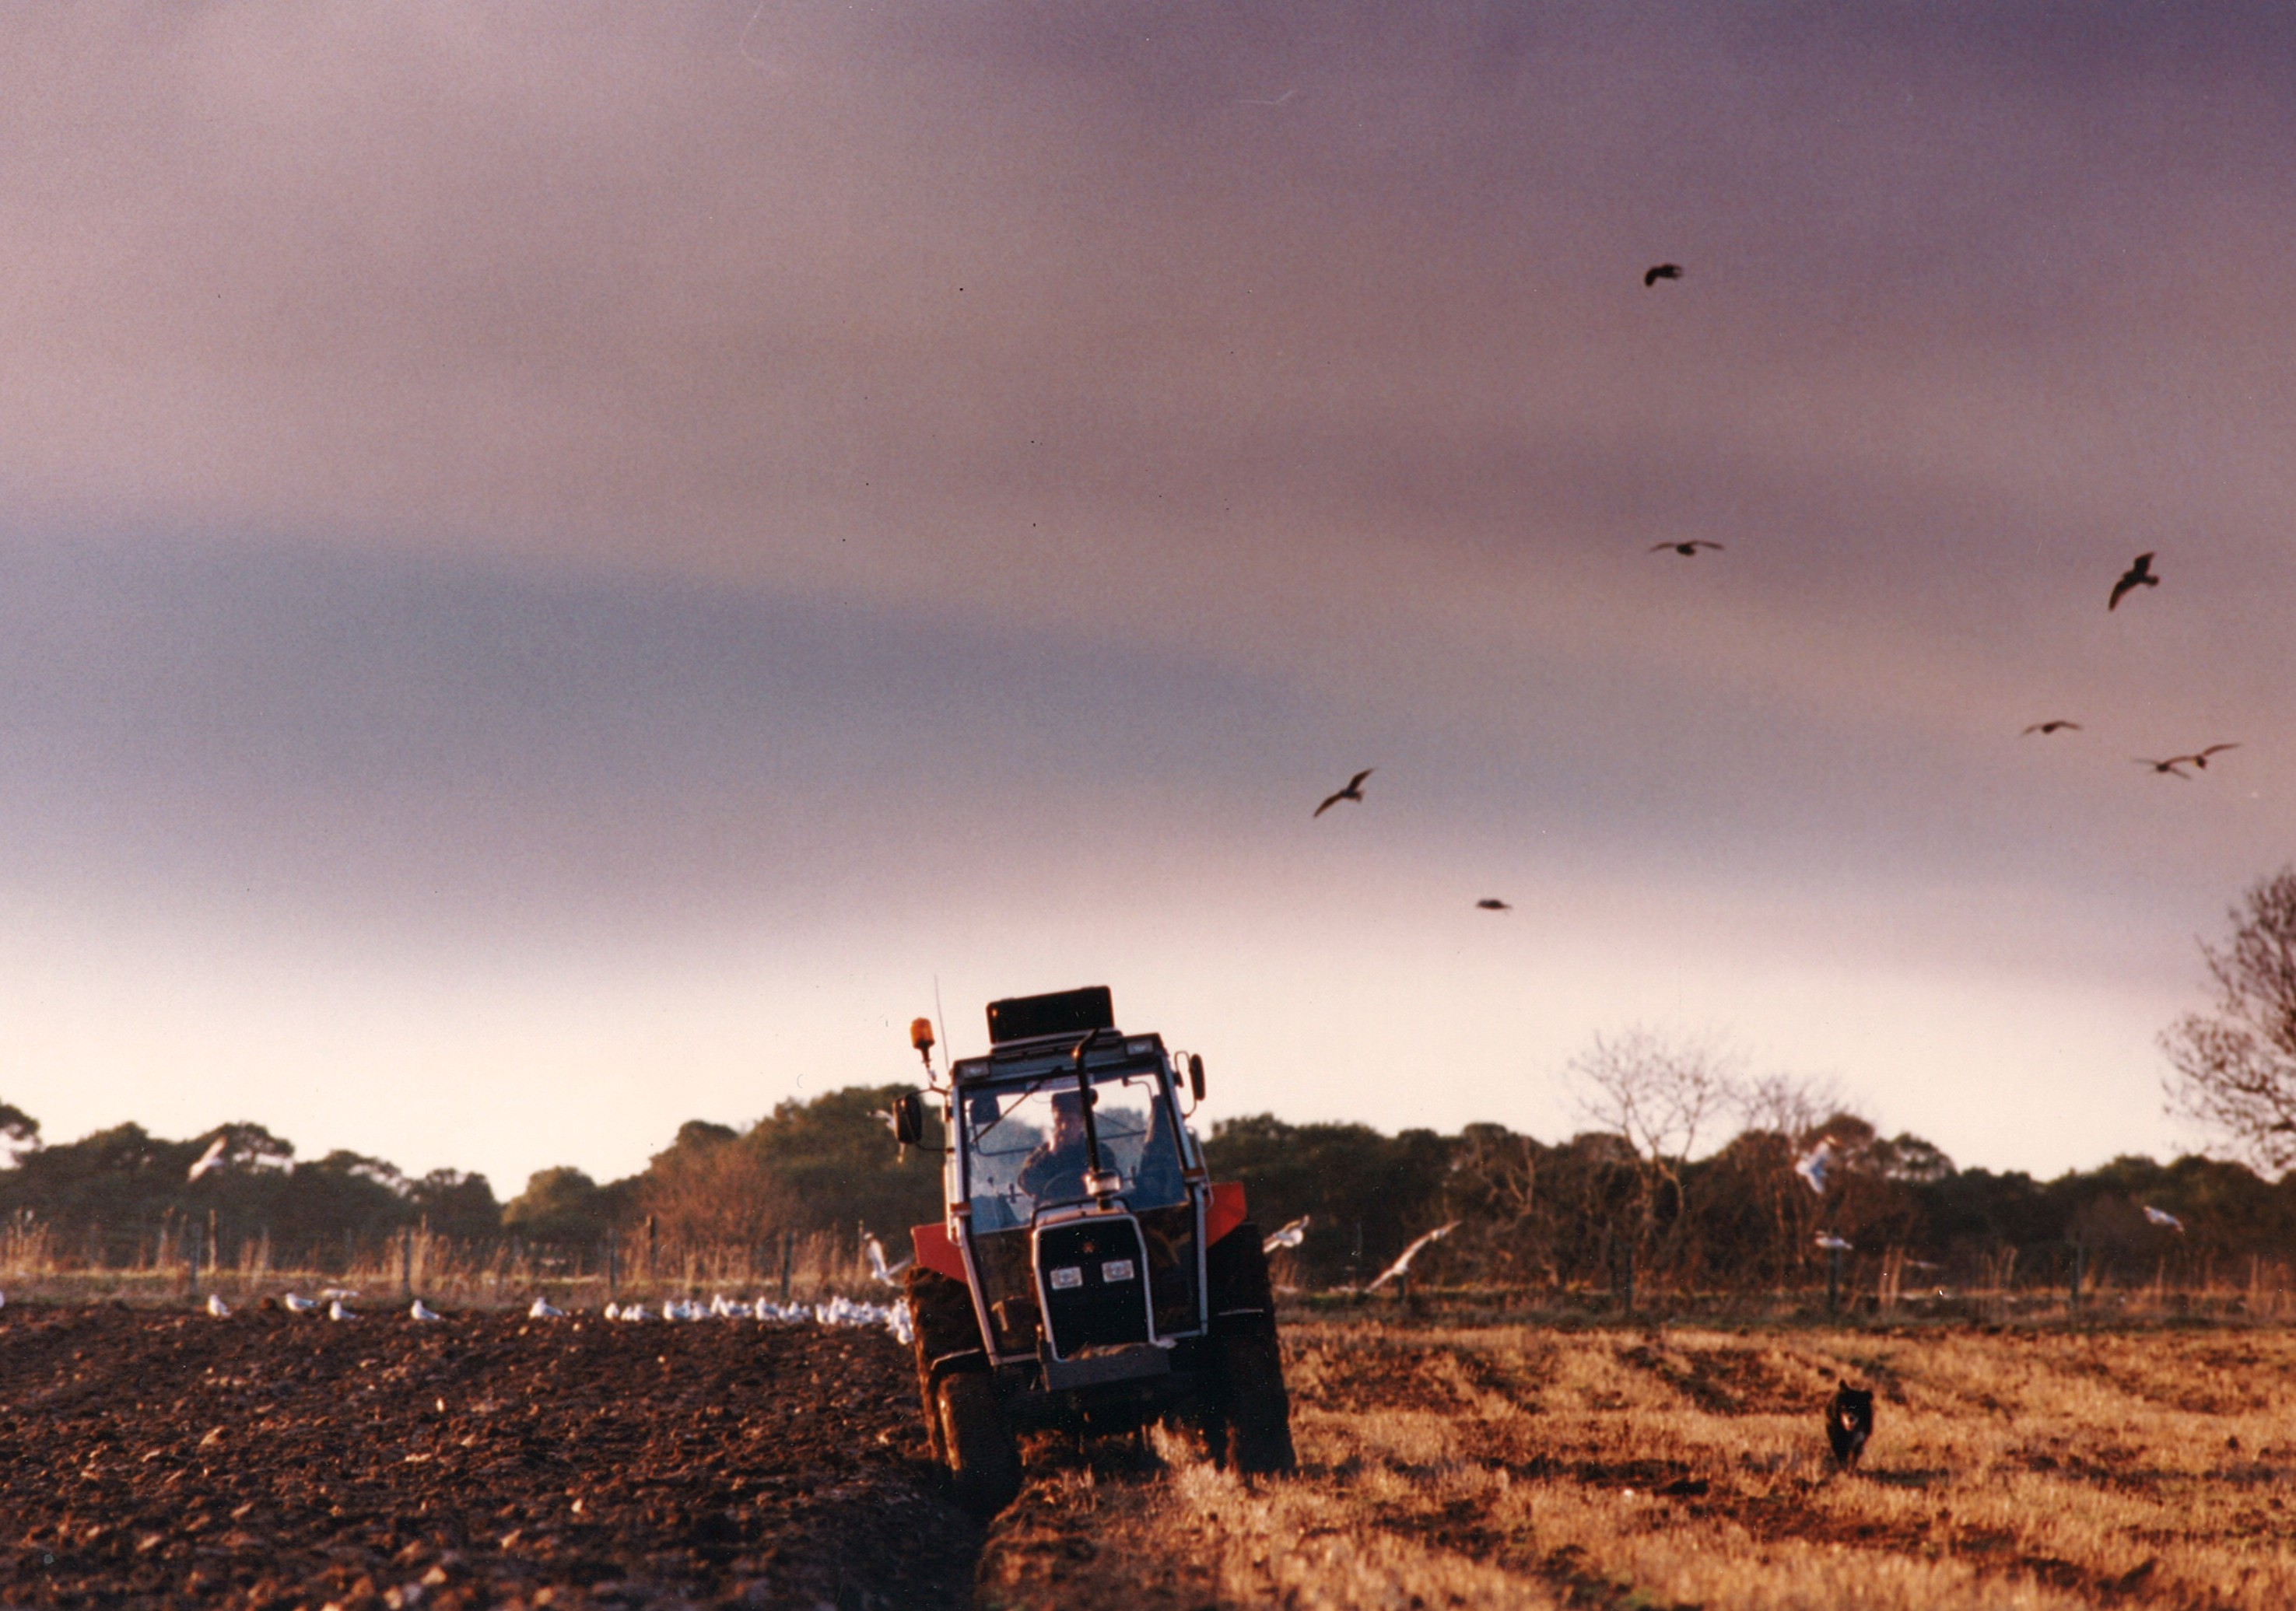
[{"xmin": 2, "ymin": 4, "xmax": 2291, "ymax": 1194}]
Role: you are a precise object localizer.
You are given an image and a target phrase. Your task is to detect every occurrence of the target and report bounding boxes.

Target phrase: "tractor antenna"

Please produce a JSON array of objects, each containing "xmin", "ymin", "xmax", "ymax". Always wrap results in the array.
[{"xmin": 931, "ymin": 975, "xmax": 951, "ymax": 1088}]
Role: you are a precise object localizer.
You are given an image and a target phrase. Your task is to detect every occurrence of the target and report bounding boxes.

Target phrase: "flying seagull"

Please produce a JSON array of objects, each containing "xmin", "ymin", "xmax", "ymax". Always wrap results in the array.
[
  {"xmin": 1793, "ymin": 1140, "xmax": 1834, "ymax": 1196},
  {"xmin": 2143, "ymin": 1204, "xmax": 2186, "ymax": 1233},
  {"xmin": 2135, "ymin": 756, "xmax": 2193, "ymax": 778},
  {"xmin": 1649, "ymin": 540, "xmax": 1723, "ymax": 556},
  {"xmin": 1314, "ymin": 768, "xmax": 1374, "ymax": 818},
  {"xmin": 2108, "ymin": 552, "xmax": 2159, "ymax": 611},
  {"xmin": 1263, "ymin": 1215, "xmax": 1311, "ymax": 1254},
  {"xmin": 1366, "ymin": 1221, "xmax": 1460, "ymax": 1291},
  {"xmin": 1475, "ymin": 898, "xmax": 1512, "ymax": 912},
  {"xmin": 2174, "ymin": 743, "xmax": 2242, "ymax": 769},
  {"xmin": 186, "ymin": 1136, "xmax": 229, "ymax": 1184},
  {"xmin": 2021, "ymin": 720, "xmax": 2081, "ymax": 736},
  {"xmin": 864, "ymin": 1235, "xmax": 913, "ymax": 1287},
  {"xmin": 1644, "ymin": 264, "xmax": 1683, "ymax": 286}
]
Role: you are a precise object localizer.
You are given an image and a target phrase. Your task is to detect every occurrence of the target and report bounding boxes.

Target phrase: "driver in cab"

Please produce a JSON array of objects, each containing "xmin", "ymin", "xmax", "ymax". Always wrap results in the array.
[{"xmin": 1017, "ymin": 1089, "xmax": 1094, "ymax": 1204}]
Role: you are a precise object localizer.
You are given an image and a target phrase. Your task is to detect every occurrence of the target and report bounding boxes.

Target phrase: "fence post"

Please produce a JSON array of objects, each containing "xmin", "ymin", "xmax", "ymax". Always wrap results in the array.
[
  {"xmin": 1826, "ymin": 1244, "xmax": 1842, "ymax": 1318},
  {"xmin": 400, "ymin": 1229, "xmax": 413, "ymax": 1301},
  {"xmin": 779, "ymin": 1228, "xmax": 794, "ymax": 1301},
  {"xmin": 646, "ymin": 1215, "xmax": 657, "ymax": 1283},
  {"xmin": 606, "ymin": 1235, "xmax": 619, "ymax": 1301},
  {"xmin": 188, "ymin": 1220, "xmax": 203, "ymax": 1298},
  {"xmin": 2070, "ymin": 1241, "xmax": 2084, "ymax": 1315}
]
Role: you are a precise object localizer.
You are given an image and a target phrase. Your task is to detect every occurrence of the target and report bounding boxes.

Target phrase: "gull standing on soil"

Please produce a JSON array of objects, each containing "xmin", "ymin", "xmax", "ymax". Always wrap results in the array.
[
  {"xmin": 282, "ymin": 1292, "xmax": 320, "ymax": 1314},
  {"xmin": 530, "ymin": 1296, "xmax": 566, "ymax": 1319},
  {"xmin": 206, "ymin": 1293, "xmax": 231, "ymax": 1318},
  {"xmin": 1366, "ymin": 1222, "xmax": 1460, "ymax": 1292},
  {"xmin": 328, "ymin": 1298, "xmax": 356, "ymax": 1321},
  {"xmin": 186, "ymin": 1136, "xmax": 229, "ymax": 1183},
  {"xmin": 410, "ymin": 1298, "xmax": 444, "ymax": 1322},
  {"xmin": 1263, "ymin": 1216, "xmax": 1311, "ymax": 1254},
  {"xmin": 864, "ymin": 1235, "xmax": 913, "ymax": 1286}
]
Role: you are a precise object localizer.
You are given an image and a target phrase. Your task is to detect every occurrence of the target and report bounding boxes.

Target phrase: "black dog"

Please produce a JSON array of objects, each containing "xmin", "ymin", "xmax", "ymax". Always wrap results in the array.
[{"xmin": 1827, "ymin": 1385, "xmax": 1874, "ymax": 1469}]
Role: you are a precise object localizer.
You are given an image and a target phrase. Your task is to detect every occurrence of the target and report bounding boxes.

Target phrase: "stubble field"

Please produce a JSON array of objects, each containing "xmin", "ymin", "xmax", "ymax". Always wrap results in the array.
[
  {"xmin": 981, "ymin": 1319, "xmax": 2296, "ymax": 1609},
  {"xmin": 6, "ymin": 1306, "xmax": 2295, "ymax": 1607}
]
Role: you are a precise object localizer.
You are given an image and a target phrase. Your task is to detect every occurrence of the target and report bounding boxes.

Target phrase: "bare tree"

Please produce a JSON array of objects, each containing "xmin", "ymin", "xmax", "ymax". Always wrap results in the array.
[
  {"xmin": 1737, "ymin": 1072, "xmax": 1846, "ymax": 1144},
  {"xmin": 2164, "ymin": 868, "xmax": 2296, "ymax": 1171},
  {"xmin": 1567, "ymin": 1028, "xmax": 1742, "ymax": 1278},
  {"xmin": 1733, "ymin": 1072, "xmax": 1849, "ymax": 1284}
]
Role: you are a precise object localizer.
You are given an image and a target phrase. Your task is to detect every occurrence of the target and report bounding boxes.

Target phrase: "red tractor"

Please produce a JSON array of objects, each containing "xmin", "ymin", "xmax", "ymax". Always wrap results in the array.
[{"xmin": 892, "ymin": 986, "xmax": 1294, "ymax": 1512}]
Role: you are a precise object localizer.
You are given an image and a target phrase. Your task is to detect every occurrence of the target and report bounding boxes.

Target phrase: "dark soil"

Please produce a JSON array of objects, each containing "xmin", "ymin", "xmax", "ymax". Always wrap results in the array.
[{"xmin": 0, "ymin": 1305, "xmax": 980, "ymax": 1609}]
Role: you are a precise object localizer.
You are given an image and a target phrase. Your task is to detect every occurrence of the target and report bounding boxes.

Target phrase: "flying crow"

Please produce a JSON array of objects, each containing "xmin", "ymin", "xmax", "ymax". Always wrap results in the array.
[
  {"xmin": 2174, "ymin": 743, "xmax": 2241, "ymax": 769},
  {"xmin": 2108, "ymin": 552, "xmax": 2159, "ymax": 611},
  {"xmin": 1475, "ymin": 898, "xmax": 1513, "ymax": 911},
  {"xmin": 1649, "ymin": 540, "xmax": 1723, "ymax": 556},
  {"xmin": 2135, "ymin": 757, "xmax": 2193, "ymax": 778},
  {"xmin": 2021, "ymin": 720, "xmax": 2080, "ymax": 736},
  {"xmin": 1644, "ymin": 264, "xmax": 1683, "ymax": 286},
  {"xmin": 1314, "ymin": 768, "xmax": 1374, "ymax": 818}
]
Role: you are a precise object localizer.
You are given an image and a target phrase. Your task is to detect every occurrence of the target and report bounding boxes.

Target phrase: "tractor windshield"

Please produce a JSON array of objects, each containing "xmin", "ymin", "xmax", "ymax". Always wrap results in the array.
[{"xmin": 961, "ymin": 1070, "xmax": 1186, "ymax": 1231}]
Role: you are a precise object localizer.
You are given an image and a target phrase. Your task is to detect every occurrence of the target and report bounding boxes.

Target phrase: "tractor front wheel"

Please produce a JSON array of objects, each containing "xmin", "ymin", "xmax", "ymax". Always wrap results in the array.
[
  {"xmin": 1215, "ymin": 1326, "xmax": 1296, "ymax": 1476},
  {"xmin": 937, "ymin": 1372, "xmax": 1023, "ymax": 1515}
]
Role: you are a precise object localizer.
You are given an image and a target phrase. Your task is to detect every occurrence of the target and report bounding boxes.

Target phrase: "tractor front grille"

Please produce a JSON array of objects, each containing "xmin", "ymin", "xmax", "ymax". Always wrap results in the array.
[{"xmin": 1035, "ymin": 1215, "xmax": 1152, "ymax": 1359}]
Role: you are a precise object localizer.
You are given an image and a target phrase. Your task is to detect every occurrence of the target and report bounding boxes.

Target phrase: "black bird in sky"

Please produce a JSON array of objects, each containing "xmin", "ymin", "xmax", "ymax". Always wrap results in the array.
[
  {"xmin": 1643, "ymin": 264, "xmax": 1683, "ymax": 287},
  {"xmin": 2174, "ymin": 743, "xmax": 2242, "ymax": 769},
  {"xmin": 1313, "ymin": 769, "xmax": 1375, "ymax": 818},
  {"xmin": 1649, "ymin": 540, "xmax": 1723, "ymax": 557},
  {"xmin": 2021, "ymin": 720, "xmax": 2081, "ymax": 736},
  {"xmin": 2135, "ymin": 756, "xmax": 2193, "ymax": 778},
  {"xmin": 1475, "ymin": 898, "xmax": 1512, "ymax": 912},
  {"xmin": 2108, "ymin": 552, "xmax": 2159, "ymax": 611}
]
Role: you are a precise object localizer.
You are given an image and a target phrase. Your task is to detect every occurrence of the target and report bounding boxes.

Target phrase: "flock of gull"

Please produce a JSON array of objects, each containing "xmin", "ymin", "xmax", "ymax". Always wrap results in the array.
[{"xmin": 180, "ymin": 1285, "xmax": 917, "ymax": 1345}]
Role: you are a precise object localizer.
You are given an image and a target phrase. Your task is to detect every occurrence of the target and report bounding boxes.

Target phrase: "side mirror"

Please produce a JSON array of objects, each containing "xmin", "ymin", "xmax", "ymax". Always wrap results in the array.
[
  {"xmin": 1188, "ymin": 1053, "xmax": 1205, "ymax": 1103},
  {"xmin": 892, "ymin": 1091, "xmax": 926, "ymax": 1147}
]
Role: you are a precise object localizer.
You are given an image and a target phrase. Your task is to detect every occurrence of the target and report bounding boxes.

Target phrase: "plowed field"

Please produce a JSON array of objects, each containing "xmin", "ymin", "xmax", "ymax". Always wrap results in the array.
[{"xmin": 0, "ymin": 1305, "xmax": 974, "ymax": 1609}]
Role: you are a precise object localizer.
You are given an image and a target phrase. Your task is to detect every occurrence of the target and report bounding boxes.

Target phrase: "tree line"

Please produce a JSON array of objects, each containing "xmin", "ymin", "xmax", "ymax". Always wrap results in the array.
[
  {"xmin": 4, "ymin": 1084, "xmax": 2292, "ymax": 1295},
  {"xmin": 5, "ymin": 864, "xmax": 2292, "ymax": 1289}
]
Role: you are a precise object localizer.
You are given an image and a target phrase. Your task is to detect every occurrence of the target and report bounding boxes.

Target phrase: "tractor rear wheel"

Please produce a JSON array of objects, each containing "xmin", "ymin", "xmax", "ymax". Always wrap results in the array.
[{"xmin": 937, "ymin": 1372, "xmax": 1023, "ymax": 1515}]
